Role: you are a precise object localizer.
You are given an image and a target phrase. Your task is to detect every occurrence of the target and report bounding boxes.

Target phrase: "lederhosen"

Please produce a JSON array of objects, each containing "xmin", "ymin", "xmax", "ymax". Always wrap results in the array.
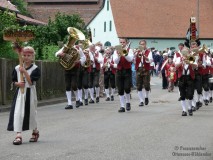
[
  {"xmin": 178, "ymin": 64, "xmax": 195, "ymax": 100},
  {"xmin": 89, "ymin": 52, "xmax": 100, "ymax": 88},
  {"xmin": 202, "ymin": 54, "xmax": 210, "ymax": 92},
  {"xmin": 194, "ymin": 53, "xmax": 203, "ymax": 95},
  {"xmin": 65, "ymin": 64, "xmax": 80, "ymax": 92},
  {"xmin": 77, "ymin": 55, "xmax": 91, "ymax": 90},
  {"xmin": 209, "ymin": 58, "xmax": 213, "ymax": 91},
  {"xmin": 135, "ymin": 49, "xmax": 151, "ymax": 91},
  {"xmin": 116, "ymin": 49, "xmax": 132, "ymax": 95},
  {"xmin": 103, "ymin": 57, "xmax": 116, "ymax": 90}
]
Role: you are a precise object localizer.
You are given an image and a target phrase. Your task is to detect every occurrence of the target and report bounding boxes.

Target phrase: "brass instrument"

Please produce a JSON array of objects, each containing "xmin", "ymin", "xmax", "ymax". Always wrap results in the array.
[
  {"xmin": 191, "ymin": 44, "xmax": 208, "ymax": 55},
  {"xmin": 81, "ymin": 39, "xmax": 92, "ymax": 68},
  {"xmin": 181, "ymin": 49, "xmax": 195, "ymax": 64},
  {"xmin": 137, "ymin": 45, "xmax": 145, "ymax": 58},
  {"xmin": 114, "ymin": 45, "xmax": 128, "ymax": 56},
  {"xmin": 59, "ymin": 27, "xmax": 85, "ymax": 70},
  {"xmin": 82, "ymin": 49, "xmax": 91, "ymax": 68}
]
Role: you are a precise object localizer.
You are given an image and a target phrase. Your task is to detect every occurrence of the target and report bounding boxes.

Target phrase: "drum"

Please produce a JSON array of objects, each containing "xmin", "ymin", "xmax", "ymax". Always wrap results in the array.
[{"xmin": 209, "ymin": 77, "xmax": 213, "ymax": 83}]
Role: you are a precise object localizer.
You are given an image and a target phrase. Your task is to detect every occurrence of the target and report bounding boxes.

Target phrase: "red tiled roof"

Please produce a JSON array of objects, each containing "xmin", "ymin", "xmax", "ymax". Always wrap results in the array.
[
  {"xmin": 26, "ymin": 0, "xmax": 98, "ymax": 2},
  {"xmin": 17, "ymin": 13, "xmax": 47, "ymax": 25},
  {"xmin": 25, "ymin": 0, "xmax": 104, "ymax": 24},
  {"xmin": 110, "ymin": 0, "xmax": 213, "ymax": 39},
  {"xmin": 0, "ymin": 0, "xmax": 19, "ymax": 12}
]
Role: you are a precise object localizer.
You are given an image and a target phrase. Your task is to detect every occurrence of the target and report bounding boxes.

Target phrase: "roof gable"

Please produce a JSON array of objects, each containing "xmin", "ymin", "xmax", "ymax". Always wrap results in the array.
[
  {"xmin": 0, "ymin": 0, "xmax": 19, "ymax": 12},
  {"xmin": 110, "ymin": 0, "xmax": 213, "ymax": 39}
]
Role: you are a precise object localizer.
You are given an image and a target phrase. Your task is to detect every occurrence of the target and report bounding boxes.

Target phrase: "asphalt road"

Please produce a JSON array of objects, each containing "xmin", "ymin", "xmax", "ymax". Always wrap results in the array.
[{"xmin": 0, "ymin": 76, "xmax": 213, "ymax": 160}]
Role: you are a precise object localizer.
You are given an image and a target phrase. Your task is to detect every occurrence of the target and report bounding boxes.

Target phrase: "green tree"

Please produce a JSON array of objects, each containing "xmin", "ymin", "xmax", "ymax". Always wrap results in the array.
[
  {"xmin": 10, "ymin": 0, "xmax": 30, "ymax": 16},
  {"xmin": 0, "ymin": 11, "xmax": 19, "ymax": 59}
]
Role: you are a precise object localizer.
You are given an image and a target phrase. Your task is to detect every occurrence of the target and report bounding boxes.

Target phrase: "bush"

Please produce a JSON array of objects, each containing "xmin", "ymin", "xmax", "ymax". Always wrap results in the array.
[
  {"xmin": 0, "ymin": 42, "xmax": 18, "ymax": 59},
  {"xmin": 41, "ymin": 45, "xmax": 60, "ymax": 61}
]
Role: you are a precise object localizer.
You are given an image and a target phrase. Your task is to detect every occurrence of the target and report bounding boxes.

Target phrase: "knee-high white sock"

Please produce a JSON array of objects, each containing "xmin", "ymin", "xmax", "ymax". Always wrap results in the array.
[
  {"xmin": 66, "ymin": 91, "xmax": 72, "ymax": 105},
  {"xmin": 84, "ymin": 89, "xmax": 88, "ymax": 99},
  {"xmin": 204, "ymin": 91, "xmax": 209, "ymax": 100},
  {"xmin": 138, "ymin": 91, "xmax": 144, "ymax": 103},
  {"xmin": 89, "ymin": 88, "xmax": 94, "ymax": 100},
  {"xmin": 78, "ymin": 89, "xmax": 82, "ymax": 101},
  {"xmin": 187, "ymin": 100, "xmax": 192, "ymax": 110},
  {"xmin": 95, "ymin": 87, "xmax": 100, "ymax": 97},
  {"xmin": 111, "ymin": 88, "xmax": 115, "ymax": 96},
  {"xmin": 192, "ymin": 99, "xmax": 196, "ymax": 107},
  {"xmin": 119, "ymin": 95, "xmax": 125, "ymax": 108},
  {"xmin": 74, "ymin": 90, "xmax": 79, "ymax": 101},
  {"xmin": 125, "ymin": 93, "xmax": 130, "ymax": 103},
  {"xmin": 105, "ymin": 88, "xmax": 110, "ymax": 98},
  {"xmin": 197, "ymin": 94, "xmax": 200, "ymax": 102},
  {"xmin": 181, "ymin": 100, "xmax": 186, "ymax": 112},
  {"xmin": 145, "ymin": 90, "xmax": 149, "ymax": 98},
  {"xmin": 210, "ymin": 90, "xmax": 213, "ymax": 98}
]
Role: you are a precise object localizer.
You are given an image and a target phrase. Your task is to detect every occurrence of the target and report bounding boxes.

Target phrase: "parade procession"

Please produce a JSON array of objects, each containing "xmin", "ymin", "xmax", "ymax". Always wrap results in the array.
[{"xmin": 0, "ymin": 0, "xmax": 213, "ymax": 160}]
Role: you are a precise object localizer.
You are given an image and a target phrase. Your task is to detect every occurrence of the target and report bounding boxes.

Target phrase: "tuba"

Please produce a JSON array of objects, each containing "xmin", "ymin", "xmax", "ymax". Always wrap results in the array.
[{"xmin": 59, "ymin": 27, "xmax": 85, "ymax": 70}]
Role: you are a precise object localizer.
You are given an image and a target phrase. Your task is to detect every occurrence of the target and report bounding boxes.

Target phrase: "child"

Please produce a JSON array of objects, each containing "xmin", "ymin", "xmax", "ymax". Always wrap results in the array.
[
  {"xmin": 7, "ymin": 46, "xmax": 41, "ymax": 145},
  {"xmin": 167, "ymin": 67, "xmax": 177, "ymax": 92}
]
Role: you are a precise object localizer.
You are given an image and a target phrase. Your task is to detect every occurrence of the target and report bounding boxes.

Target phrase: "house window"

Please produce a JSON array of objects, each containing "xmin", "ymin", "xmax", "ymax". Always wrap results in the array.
[
  {"xmin": 109, "ymin": 21, "xmax": 112, "ymax": 31},
  {"xmin": 107, "ymin": 0, "xmax": 109, "ymax": 11},
  {"xmin": 104, "ymin": 22, "xmax": 106, "ymax": 32},
  {"xmin": 104, "ymin": 41, "xmax": 111, "ymax": 47},
  {"xmin": 93, "ymin": 28, "xmax": 95, "ymax": 37}
]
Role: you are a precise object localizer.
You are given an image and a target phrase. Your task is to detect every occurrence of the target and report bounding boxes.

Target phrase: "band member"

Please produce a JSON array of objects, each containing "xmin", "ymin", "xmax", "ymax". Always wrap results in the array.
[
  {"xmin": 77, "ymin": 45, "xmax": 94, "ymax": 105},
  {"xmin": 175, "ymin": 48, "xmax": 198, "ymax": 116},
  {"xmin": 113, "ymin": 38, "xmax": 133, "ymax": 112},
  {"xmin": 102, "ymin": 47, "xmax": 117, "ymax": 101},
  {"xmin": 55, "ymin": 44, "xmax": 86, "ymax": 109},
  {"xmin": 190, "ymin": 42, "xmax": 206, "ymax": 109},
  {"xmin": 209, "ymin": 50, "xmax": 213, "ymax": 103},
  {"xmin": 135, "ymin": 40, "xmax": 153, "ymax": 106},
  {"xmin": 88, "ymin": 44, "xmax": 103, "ymax": 103}
]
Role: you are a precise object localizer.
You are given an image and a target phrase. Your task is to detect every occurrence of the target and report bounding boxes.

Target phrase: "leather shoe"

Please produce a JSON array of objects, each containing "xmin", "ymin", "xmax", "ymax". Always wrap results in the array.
[
  {"xmin": 210, "ymin": 97, "xmax": 212, "ymax": 103},
  {"xmin": 182, "ymin": 111, "xmax": 187, "ymax": 116},
  {"xmin": 76, "ymin": 100, "xmax": 80, "ymax": 108},
  {"xmin": 118, "ymin": 107, "xmax": 125, "ymax": 112},
  {"xmin": 111, "ymin": 95, "xmax": 114, "ymax": 101},
  {"xmin": 65, "ymin": 105, "xmax": 73, "ymax": 109},
  {"xmin": 126, "ymin": 103, "xmax": 131, "ymax": 111},
  {"xmin": 145, "ymin": 98, "xmax": 149, "ymax": 105},
  {"xmin": 79, "ymin": 101, "xmax": 83, "ymax": 106},
  {"xmin": 105, "ymin": 97, "xmax": 110, "ymax": 101},
  {"xmin": 139, "ymin": 102, "xmax": 144, "ymax": 107},
  {"xmin": 84, "ymin": 99, "xmax": 88, "ymax": 105},
  {"xmin": 192, "ymin": 106, "xmax": 196, "ymax": 112},
  {"xmin": 89, "ymin": 99, "xmax": 95, "ymax": 103},
  {"xmin": 96, "ymin": 97, "xmax": 99, "ymax": 103},
  {"xmin": 188, "ymin": 109, "xmax": 193, "ymax": 116}
]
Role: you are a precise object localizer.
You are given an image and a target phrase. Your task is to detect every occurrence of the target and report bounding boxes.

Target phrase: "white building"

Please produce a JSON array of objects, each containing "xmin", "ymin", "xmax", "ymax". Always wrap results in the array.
[{"xmin": 87, "ymin": 0, "xmax": 119, "ymax": 47}]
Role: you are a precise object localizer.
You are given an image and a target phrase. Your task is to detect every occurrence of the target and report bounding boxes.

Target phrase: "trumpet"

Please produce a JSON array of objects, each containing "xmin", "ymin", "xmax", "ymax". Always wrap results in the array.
[
  {"xmin": 114, "ymin": 45, "xmax": 128, "ymax": 56},
  {"xmin": 137, "ymin": 45, "xmax": 145, "ymax": 58},
  {"xmin": 191, "ymin": 44, "xmax": 208, "ymax": 55}
]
